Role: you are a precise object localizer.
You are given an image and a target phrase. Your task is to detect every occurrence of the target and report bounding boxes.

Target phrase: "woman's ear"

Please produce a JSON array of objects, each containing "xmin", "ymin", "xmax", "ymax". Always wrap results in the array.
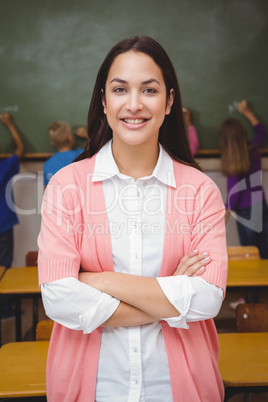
[
  {"xmin": 166, "ymin": 89, "xmax": 174, "ymax": 115},
  {"xmin": 101, "ymin": 89, "xmax": 107, "ymax": 114}
]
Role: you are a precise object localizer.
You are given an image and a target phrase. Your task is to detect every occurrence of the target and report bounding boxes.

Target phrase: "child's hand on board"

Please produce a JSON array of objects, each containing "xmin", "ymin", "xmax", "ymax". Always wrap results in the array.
[
  {"xmin": 173, "ymin": 249, "xmax": 210, "ymax": 277},
  {"xmin": 0, "ymin": 112, "xmax": 13, "ymax": 127},
  {"xmin": 237, "ymin": 100, "xmax": 250, "ymax": 115},
  {"xmin": 74, "ymin": 126, "xmax": 88, "ymax": 139}
]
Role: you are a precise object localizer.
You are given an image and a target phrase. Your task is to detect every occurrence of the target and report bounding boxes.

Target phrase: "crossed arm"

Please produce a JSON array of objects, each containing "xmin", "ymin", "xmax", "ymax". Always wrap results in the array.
[{"xmin": 79, "ymin": 249, "xmax": 211, "ymax": 328}]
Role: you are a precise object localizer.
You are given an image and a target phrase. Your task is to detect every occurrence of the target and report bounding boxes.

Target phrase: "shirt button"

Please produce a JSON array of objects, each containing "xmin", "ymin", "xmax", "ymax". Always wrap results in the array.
[{"xmin": 133, "ymin": 347, "xmax": 138, "ymax": 353}]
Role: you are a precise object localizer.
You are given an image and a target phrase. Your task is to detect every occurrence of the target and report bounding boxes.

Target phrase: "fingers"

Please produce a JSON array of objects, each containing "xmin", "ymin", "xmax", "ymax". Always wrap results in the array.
[
  {"xmin": 0, "ymin": 113, "xmax": 12, "ymax": 125},
  {"xmin": 173, "ymin": 250, "xmax": 210, "ymax": 277},
  {"xmin": 237, "ymin": 100, "xmax": 249, "ymax": 114},
  {"xmin": 191, "ymin": 253, "xmax": 210, "ymax": 277},
  {"xmin": 74, "ymin": 126, "xmax": 88, "ymax": 138}
]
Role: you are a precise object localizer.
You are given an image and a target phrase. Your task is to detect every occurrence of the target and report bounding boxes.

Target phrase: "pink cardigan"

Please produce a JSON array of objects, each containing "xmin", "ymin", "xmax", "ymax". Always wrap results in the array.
[{"xmin": 38, "ymin": 154, "xmax": 227, "ymax": 401}]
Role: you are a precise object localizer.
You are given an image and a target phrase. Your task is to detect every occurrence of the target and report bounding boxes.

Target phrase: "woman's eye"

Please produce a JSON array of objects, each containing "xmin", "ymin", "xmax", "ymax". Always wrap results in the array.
[
  {"xmin": 113, "ymin": 87, "xmax": 126, "ymax": 93},
  {"xmin": 143, "ymin": 88, "xmax": 157, "ymax": 94}
]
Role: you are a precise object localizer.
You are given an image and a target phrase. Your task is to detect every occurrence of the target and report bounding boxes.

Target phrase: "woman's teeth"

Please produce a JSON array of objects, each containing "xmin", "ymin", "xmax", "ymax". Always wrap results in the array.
[{"xmin": 123, "ymin": 119, "xmax": 146, "ymax": 124}]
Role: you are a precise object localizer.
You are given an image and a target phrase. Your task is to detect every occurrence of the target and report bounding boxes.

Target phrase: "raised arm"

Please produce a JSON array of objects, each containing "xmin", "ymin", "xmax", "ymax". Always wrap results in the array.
[
  {"xmin": 237, "ymin": 100, "xmax": 259, "ymax": 126},
  {"xmin": 237, "ymin": 100, "xmax": 266, "ymax": 147},
  {"xmin": 0, "ymin": 113, "xmax": 24, "ymax": 158}
]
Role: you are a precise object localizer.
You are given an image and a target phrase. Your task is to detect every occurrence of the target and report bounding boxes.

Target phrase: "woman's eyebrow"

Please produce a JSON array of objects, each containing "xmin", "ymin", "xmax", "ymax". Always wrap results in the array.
[
  {"xmin": 110, "ymin": 78, "xmax": 127, "ymax": 84},
  {"xmin": 142, "ymin": 78, "xmax": 160, "ymax": 85},
  {"xmin": 109, "ymin": 78, "xmax": 160, "ymax": 85}
]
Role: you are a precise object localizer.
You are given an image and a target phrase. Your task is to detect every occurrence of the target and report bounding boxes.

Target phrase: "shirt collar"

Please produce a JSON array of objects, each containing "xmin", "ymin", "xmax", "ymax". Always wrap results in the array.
[{"xmin": 92, "ymin": 139, "xmax": 176, "ymax": 188}]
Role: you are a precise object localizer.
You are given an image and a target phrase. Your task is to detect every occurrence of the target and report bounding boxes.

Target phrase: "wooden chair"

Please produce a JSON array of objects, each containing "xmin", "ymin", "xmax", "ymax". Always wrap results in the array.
[
  {"xmin": 0, "ymin": 266, "xmax": 6, "ymax": 280},
  {"xmin": 236, "ymin": 303, "xmax": 268, "ymax": 332},
  {"xmin": 228, "ymin": 246, "xmax": 260, "ymax": 304},
  {"xmin": 23, "ymin": 251, "xmax": 39, "ymax": 341},
  {"xmin": 25, "ymin": 251, "xmax": 38, "ymax": 266},
  {"xmin": 227, "ymin": 246, "xmax": 260, "ymax": 261},
  {"xmin": 232, "ymin": 303, "xmax": 268, "ymax": 401},
  {"xmin": 36, "ymin": 319, "xmax": 54, "ymax": 341},
  {"xmin": 215, "ymin": 246, "xmax": 260, "ymax": 333}
]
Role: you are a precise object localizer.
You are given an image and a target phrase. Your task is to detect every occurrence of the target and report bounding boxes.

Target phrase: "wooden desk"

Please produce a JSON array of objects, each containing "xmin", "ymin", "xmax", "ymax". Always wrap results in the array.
[
  {"xmin": 227, "ymin": 259, "xmax": 268, "ymax": 287},
  {"xmin": 218, "ymin": 332, "xmax": 268, "ymax": 401},
  {"xmin": 0, "ymin": 267, "xmax": 40, "ymax": 343},
  {"xmin": 0, "ymin": 341, "xmax": 48, "ymax": 398}
]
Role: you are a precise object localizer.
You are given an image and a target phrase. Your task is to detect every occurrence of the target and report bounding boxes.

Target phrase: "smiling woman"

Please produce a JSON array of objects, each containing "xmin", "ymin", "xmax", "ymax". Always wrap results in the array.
[
  {"xmin": 38, "ymin": 36, "xmax": 228, "ymax": 402},
  {"xmin": 102, "ymin": 51, "xmax": 174, "ymax": 179}
]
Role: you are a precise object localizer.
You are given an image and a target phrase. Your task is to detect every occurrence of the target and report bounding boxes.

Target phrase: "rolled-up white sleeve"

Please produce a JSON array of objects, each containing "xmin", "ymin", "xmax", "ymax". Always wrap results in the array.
[
  {"xmin": 156, "ymin": 276, "xmax": 223, "ymax": 329},
  {"xmin": 41, "ymin": 277, "xmax": 120, "ymax": 334}
]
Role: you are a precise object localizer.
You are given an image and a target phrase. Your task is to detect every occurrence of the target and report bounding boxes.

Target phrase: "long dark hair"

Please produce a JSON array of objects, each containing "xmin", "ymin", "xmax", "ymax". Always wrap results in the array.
[
  {"xmin": 220, "ymin": 118, "xmax": 250, "ymax": 176},
  {"xmin": 76, "ymin": 36, "xmax": 200, "ymax": 170}
]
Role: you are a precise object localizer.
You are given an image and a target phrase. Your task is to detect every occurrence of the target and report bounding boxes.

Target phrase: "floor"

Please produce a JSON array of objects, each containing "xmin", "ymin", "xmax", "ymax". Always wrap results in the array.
[{"xmin": 1, "ymin": 291, "xmax": 268, "ymax": 401}]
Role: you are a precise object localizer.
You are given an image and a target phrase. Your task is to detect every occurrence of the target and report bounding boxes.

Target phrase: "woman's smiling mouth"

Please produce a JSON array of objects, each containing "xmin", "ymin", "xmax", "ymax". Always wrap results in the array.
[{"xmin": 123, "ymin": 118, "xmax": 148, "ymax": 124}]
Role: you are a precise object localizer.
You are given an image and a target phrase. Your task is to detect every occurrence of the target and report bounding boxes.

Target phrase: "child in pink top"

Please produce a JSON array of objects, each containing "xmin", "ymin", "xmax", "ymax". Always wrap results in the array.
[
  {"xmin": 38, "ymin": 36, "xmax": 227, "ymax": 401},
  {"xmin": 183, "ymin": 107, "xmax": 199, "ymax": 155}
]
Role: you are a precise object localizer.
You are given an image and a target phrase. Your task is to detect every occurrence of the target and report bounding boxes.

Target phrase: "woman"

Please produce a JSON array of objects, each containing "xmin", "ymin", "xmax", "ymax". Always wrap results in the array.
[
  {"xmin": 38, "ymin": 36, "xmax": 227, "ymax": 401},
  {"xmin": 220, "ymin": 100, "xmax": 268, "ymax": 259}
]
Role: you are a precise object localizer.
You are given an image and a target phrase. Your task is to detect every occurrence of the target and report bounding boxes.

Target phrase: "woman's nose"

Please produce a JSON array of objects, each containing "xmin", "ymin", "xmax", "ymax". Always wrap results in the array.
[{"xmin": 125, "ymin": 91, "xmax": 143, "ymax": 113}]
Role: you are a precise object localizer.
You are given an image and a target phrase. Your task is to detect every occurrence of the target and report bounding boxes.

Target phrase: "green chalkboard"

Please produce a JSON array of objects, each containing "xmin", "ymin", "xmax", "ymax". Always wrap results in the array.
[{"xmin": 0, "ymin": 0, "xmax": 267, "ymax": 154}]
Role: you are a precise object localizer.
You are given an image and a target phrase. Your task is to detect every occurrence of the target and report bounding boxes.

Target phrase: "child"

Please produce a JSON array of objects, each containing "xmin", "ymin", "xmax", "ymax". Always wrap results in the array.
[
  {"xmin": 43, "ymin": 121, "xmax": 86, "ymax": 185},
  {"xmin": 183, "ymin": 107, "xmax": 199, "ymax": 155},
  {"xmin": 38, "ymin": 36, "xmax": 227, "ymax": 401},
  {"xmin": 0, "ymin": 113, "xmax": 24, "ymax": 318},
  {"xmin": 220, "ymin": 100, "xmax": 268, "ymax": 259}
]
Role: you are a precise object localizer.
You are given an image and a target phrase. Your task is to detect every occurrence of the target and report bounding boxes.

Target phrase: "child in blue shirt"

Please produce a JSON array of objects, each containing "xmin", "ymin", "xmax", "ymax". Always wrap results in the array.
[
  {"xmin": 0, "ymin": 113, "xmax": 24, "ymax": 318},
  {"xmin": 44, "ymin": 122, "xmax": 86, "ymax": 185}
]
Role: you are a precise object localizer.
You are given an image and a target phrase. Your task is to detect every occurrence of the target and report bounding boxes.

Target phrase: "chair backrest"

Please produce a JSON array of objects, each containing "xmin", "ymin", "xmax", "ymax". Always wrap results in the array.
[
  {"xmin": 25, "ymin": 251, "xmax": 38, "ymax": 266},
  {"xmin": 227, "ymin": 246, "xmax": 260, "ymax": 260},
  {"xmin": 0, "ymin": 266, "xmax": 6, "ymax": 280},
  {"xmin": 236, "ymin": 303, "xmax": 268, "ymax": 332},
  {"xmin": 36, "ymin": 319, "xmax": 54, "ymax": 340}
]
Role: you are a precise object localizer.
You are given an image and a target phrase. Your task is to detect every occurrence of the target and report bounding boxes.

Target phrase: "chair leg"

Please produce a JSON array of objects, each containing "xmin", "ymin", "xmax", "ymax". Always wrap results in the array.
[
  {"xmin": 245, "ymin": 392, "xmax": 251, "ymax": 402},
  {"xmin": 33, "ymin": 297, "xmax": 39, "ymax": 331}
]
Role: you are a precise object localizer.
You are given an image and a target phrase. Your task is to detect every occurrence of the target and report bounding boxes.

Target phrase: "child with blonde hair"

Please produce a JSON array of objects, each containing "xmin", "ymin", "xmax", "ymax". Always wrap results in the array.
[{"xmin": 44, "ymin": 121, "xmax": 86, "ymax": 185}]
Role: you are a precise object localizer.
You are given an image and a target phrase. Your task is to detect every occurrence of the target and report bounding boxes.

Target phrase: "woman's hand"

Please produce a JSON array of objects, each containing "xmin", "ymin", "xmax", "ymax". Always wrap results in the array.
[{"xmin": 173, "ymin": 249, "xmax": 210, "ymax": 277}]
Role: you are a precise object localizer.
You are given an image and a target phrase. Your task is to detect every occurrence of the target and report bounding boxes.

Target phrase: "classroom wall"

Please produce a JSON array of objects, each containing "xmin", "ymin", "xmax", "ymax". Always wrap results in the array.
[
  {"xmin": 0, "ymin": 0, "xmax": 268, "ymax": 152},
  {"xmin": 11, "ymin": 160, "xmax": 268, "ymax": 267}
]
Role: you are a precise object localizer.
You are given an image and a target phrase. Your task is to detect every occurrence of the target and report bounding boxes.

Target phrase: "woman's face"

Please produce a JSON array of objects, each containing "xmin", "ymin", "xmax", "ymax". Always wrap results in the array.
[{"xmin": 102, "ymin": 51, "xmax": 174, "ymax": 149}]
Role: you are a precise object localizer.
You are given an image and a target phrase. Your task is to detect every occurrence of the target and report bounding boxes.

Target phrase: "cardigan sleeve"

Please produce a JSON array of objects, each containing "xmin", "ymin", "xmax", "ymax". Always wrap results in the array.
[
  {"xmin": 38, "ymin": 177, "xmax": 82, "ymax": 284},
  {"xmin": 189, "ymin": 177, "xmax": 228, "ymax": 295}
]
